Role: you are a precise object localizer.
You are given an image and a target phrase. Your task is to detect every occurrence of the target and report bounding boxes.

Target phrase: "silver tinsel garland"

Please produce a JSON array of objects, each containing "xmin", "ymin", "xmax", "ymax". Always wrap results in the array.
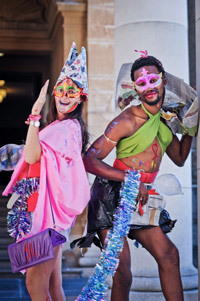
[
  {"xmin": 76, "ymin": 169, "xmax": 140, "ymax": 300},
  {"xmin": 7, "ymin": 177, "xmax": 40, "ymax": 240}
]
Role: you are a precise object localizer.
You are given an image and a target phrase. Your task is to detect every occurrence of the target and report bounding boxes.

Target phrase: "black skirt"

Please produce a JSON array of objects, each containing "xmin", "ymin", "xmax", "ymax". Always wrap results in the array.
[{"xmin": 70, "ymin": 177, "xmax": 176, "ymax": 250}]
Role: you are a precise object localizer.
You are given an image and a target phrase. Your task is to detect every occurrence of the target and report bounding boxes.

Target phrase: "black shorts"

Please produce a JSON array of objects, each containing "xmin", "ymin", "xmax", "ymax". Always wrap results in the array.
[{"xmin": 70, "ymin": 177, "xmax": 176, "ymax": 250}]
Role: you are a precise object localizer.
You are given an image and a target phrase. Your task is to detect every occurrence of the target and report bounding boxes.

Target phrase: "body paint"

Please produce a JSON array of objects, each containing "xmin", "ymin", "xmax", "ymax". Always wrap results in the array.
[
  {"xmin": 88, "ymin": 147, "xmax": 101, "ymax": 155},
  {"xmin": 131, "ymin": 158, "xmax": 138, "ymax": 163},
  {"xmin": 132, "ymin": 157, "xmax": 160, "ymax": 171},
  {"xmin": 139, "ymin": 160, "xmax": 143, "ymax": 167},
  {"xmin": 151, "ymin": 160, "xmax": 156, "ymax": 169},
  {"xmin": 105, "ymin": 121, "xmax": 118, "ymax": 134},
  {"xmin": 144, "ymin": 160, "xmax": 151, "ymax": 167},
  {"xmin": 152, "ymin": 143, "xmax": 159, "ymax": 160},
  {"xmin": 89, "ymin": 148, "xmax": 96, "ymax": 154}
]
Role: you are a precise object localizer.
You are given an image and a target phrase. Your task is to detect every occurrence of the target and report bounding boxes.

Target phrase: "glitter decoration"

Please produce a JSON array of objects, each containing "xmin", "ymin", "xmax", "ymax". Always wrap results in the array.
[
  {"xmin": 12, "ymin": 177, "xmax": 40, "ymax": 198},
  {"xmin": 7, "ymin": 199, "xmax": 32, "ymax": 240},
  {"xmin": 7, "ymin": 177, "xmax": 40, "ymax": 240},
  {"xmin": 75, "ymin": 169, "xmax": 140, "ymax": 300}
]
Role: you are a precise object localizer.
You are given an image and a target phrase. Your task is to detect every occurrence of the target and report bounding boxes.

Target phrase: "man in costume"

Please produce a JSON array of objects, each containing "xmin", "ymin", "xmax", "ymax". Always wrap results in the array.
[{"xmin": 73, "ymin": 53, "xmax": 197, "ymax": 301}]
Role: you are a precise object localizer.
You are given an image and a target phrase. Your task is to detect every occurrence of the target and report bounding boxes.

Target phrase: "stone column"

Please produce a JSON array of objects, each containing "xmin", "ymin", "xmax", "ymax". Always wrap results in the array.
[
  {"xmin": 114, "ymin": 0, "xmax": 197, "ymax": 300},
  {"xmin": 87, "ymin": 0, "xmax": 115, "ymax": 138},
  {"xmin": 79, "ymin": 0, "xmax": 116, "ymax": 276},
  {"xmin": 195, "ymin": 0, "xmax": 200, "ymax": 298}
]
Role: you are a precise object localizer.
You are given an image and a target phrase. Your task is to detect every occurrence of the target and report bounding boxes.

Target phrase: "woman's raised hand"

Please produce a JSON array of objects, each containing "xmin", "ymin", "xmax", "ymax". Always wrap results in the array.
[{"xmin": 31, "ymin": 79, "xmax": 49, "ymax": 115}]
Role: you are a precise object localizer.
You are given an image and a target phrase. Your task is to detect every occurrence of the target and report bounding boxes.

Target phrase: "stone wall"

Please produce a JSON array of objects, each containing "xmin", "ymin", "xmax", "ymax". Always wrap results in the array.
[{"xmin": 87, "ymin": 0, "xmax": 115, "ymax": 141}]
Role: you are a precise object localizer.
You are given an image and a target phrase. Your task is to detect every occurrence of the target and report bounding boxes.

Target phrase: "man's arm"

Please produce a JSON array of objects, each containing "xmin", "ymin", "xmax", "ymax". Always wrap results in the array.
[
  {"xmin": 83, "ymin": 134, "xmax": 125, "ymax": 182},
  {"xmin": 166, "ymin": 134, "xmax": 193, "ymax": 166},
  {"xmin": 84, "ymin": 112, "xmax": 150, "ymax": 203},
  {"xmin": 83, "ymin": 114, "xmax": 134, "ymax": 182}
]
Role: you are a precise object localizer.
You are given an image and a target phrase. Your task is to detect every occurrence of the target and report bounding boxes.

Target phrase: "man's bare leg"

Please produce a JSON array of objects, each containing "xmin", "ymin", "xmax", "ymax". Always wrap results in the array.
[
  {"xmin": 99, "ymin": 226, "xmax": 183, "ymax": 301},
  {"xmin": 98, "ymin": 229, "xmax": 132, "ymax": 301},
  {"xmin": 130, "ymin": 226, "xmax": 184, "ymax": 301}
]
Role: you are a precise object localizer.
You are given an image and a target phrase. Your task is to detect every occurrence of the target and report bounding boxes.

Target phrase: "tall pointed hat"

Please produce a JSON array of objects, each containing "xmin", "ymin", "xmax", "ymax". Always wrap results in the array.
[{"xmin": 54, "ymin": 42, "xmax": 88, "ymax": 99}]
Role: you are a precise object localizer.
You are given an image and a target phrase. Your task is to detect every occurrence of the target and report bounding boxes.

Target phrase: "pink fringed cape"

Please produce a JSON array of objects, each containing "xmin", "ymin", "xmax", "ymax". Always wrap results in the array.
[{"xmin": 3, "ymin": 119, "xmax": 90, "ymax": 235}]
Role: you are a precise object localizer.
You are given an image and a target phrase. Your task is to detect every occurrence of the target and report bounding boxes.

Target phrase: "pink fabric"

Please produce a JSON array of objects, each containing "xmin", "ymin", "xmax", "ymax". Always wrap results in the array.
[{"xmin": 3, "ymin": 119, "xmax": 90, "ymax": 236}]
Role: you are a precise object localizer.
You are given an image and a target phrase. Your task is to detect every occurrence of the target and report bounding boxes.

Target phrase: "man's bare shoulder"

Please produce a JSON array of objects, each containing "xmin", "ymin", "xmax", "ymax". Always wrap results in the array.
[
  {"xmin": 104, "ymin": 105, "xmax": 147, "ymax": 142},
  {"xmin": 110, "ymin": 107, "xmax": 137, "ymax": 128},
  {"xmin": 117, "ymin": 105, "xmax": 146, "ymax": 123}
]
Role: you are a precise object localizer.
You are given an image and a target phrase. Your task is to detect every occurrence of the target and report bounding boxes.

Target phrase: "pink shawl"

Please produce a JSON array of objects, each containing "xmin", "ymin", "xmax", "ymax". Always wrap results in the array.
[{"xmin": 3, "ymin": 119, "xmax": 90, "ymax": 235}]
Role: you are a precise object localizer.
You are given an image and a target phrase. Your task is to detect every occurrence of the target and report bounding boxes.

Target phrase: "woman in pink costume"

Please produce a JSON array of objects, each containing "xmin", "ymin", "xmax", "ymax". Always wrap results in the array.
[{"xmin": 3, "ymin": 42, "xmax": 90, "ymax": 300}]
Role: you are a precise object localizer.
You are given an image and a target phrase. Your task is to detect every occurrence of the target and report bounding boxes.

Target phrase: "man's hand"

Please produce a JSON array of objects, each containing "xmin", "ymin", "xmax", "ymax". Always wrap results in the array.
[
  {"xmin": 31, "ymin": 79, "xmax": 49, "ymax": 115},
  {"xmin": 136, "ymin": 182, "xmax": 148, "ymax": 206}
]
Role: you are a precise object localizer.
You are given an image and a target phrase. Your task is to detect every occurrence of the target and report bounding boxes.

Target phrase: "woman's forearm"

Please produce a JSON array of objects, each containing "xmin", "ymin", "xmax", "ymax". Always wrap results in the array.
[
  {"xmin": 25, "ymin": 124, "xmax": 41, "ymax": 164},
  {"xmin": 24, "ymin": 80, "xmax": 49, "ymax": 164}
]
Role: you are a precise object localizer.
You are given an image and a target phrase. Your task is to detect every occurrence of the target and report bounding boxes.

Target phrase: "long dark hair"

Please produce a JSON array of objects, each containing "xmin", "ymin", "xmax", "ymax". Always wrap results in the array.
[{"xmin": 46, "ymin": 95, "xmax": 89, "ymax": 154}]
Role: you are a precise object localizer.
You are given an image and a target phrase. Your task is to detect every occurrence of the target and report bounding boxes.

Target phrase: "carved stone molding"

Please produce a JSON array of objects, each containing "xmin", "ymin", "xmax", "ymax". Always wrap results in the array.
[{"xmin": 0, "ymin": 0, "xmax": 87, "ymax": 53}]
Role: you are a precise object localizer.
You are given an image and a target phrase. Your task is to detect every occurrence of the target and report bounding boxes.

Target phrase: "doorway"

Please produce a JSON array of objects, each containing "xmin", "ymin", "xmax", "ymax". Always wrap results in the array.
[{"xmin": 0, "ymin": 53, "xmax": 50, "ymax": 185}]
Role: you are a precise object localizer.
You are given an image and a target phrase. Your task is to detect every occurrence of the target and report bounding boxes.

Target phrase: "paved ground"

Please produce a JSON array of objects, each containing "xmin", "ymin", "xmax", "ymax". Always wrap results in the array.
[{"xmin": 0, "ymin": 277, "xmax": 88, "ymax": 300}]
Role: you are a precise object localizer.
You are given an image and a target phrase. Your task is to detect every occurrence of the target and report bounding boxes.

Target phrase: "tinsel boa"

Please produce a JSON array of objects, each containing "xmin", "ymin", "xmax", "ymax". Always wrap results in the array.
[
  {"xmin": 7, "ymin": 177, "xmax": 40, "ymax": 240},
  {"xmin": 76, "ymin": 169, "xmax": 140, "ymax": 301}
]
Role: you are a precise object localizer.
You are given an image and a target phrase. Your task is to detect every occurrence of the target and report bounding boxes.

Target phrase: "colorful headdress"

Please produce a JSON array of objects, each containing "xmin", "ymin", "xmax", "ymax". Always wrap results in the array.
[{"xmin": 54, "ymin": 42, "xmax": 88, "ymax": 99}]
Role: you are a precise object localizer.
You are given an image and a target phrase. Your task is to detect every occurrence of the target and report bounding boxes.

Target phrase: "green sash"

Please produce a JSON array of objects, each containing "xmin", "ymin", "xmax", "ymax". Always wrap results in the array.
[{"xmin": 116, "ymin": 104, "xmax": 172, "ymax": 159}]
